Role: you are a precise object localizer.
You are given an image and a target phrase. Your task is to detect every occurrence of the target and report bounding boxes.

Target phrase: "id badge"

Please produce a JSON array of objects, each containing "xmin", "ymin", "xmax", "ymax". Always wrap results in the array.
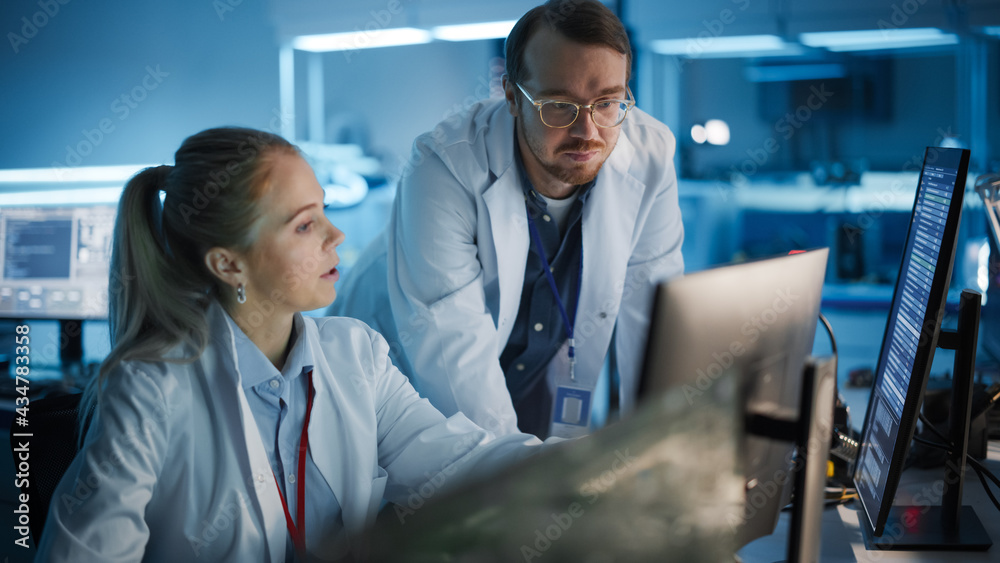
[{"xmin": 546, "ymin": 341, "xmax": 593, "ymax": 439}]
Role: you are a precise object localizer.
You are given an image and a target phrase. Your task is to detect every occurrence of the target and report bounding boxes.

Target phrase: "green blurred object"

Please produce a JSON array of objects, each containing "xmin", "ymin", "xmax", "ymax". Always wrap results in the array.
[{"xmin": 363, "ymin": 372, "xmax": 743, "ymax": 562}]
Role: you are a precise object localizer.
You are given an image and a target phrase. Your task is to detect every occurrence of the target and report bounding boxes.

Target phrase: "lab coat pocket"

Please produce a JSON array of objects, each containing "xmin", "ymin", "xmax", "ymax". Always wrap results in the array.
[{"xmin": 367, "ymin": 466, "xmax": 389, "ymax": 526}]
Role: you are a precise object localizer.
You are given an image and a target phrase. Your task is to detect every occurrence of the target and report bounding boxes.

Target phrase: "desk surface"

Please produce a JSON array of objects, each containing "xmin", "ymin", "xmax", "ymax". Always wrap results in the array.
[{"xmin": 739, "ymin": 441, "xmax": 1000, "ymax": 562}]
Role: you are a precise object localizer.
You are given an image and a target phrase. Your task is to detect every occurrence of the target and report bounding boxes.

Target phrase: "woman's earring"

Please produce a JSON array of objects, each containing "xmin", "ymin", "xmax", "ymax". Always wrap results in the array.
[{"xmin": 236, "ymin": 283, "xmax": 247, "ymax": 304}]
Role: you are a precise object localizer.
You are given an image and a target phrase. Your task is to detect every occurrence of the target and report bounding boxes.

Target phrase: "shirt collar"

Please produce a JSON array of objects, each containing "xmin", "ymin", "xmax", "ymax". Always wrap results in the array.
[
  {"xmin": 224, "ymin": 312, "xmax": 313, "ymax": 391},
  {"xmin": 512, "ymin": 125, "xmax": 597, "ymax": 209}
]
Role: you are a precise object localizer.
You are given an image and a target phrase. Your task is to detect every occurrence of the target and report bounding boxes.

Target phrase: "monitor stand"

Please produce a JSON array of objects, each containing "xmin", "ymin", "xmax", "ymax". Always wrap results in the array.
[
  {"xmin": 58, "ymin": 319, "xmax": 84, "ymax": 385},
  {"xmin": 743, "ymin": 355, "xmax": 837, "ymax": 563},
  {"xmin": 786, "ymin": 356, "xmax": 837, "ymax": 563},
  {"xmin": 860, "ymin": 289, "xmax": 992, "ymax": 551}
]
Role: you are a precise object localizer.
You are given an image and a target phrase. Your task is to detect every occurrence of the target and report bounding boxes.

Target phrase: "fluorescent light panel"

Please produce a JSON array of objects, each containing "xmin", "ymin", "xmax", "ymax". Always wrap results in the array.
[
  {"xmin": 799, "ymin": 27, "xmax": 957, "ymax": 51},
  {"xmin": 0, "ymin": 187, "xmax": 124, "ymax": 206},
  {"xmin": 0, "ymin": 164, "xmax": 155, "ymax": 184},
  {"xmin": 293, "ymin": 28, "xmax": 432, "ymax": 52},
  {"xmin": 650, "ymin": 35, "xmax": 793, "ymax": 57},
  {"xmin": 432, "ymin": 20, "xmax": 517, "ymax": 41}
]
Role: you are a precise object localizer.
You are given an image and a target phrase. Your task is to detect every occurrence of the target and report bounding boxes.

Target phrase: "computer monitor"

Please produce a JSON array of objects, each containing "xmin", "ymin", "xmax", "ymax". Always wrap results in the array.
[
  {"xmin": 0, "ymin": 204, "xmax": 115, "ymax": 375},
  {"xmin": 637, "ymin": 248, "xmax": 829, "ymax": 547},
  {"xmin": 0, "ymin": 204, "xmax": 115, "ymax": 320},
  {"xmin": 852, "ymin": 147, "xmax": 988, "ymax": 549}
]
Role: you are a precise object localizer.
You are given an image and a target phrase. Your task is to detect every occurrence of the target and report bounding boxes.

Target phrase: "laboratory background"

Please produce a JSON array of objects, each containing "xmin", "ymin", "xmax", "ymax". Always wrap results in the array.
[{"xmin": 1, "ymin": 0, "xmax": 999, "ymax": 560}]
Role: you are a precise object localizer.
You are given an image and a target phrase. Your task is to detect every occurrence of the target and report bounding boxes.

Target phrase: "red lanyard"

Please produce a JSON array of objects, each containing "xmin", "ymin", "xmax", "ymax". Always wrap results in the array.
[{"xmin": 272, "ymin": 369, "xmax": 315, "ymax": 556}]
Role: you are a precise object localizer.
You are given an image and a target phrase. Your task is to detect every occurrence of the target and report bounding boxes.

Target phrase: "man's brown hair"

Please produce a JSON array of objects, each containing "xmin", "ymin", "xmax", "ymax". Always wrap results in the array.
[{"xmin": 505, "ymin": 0, "xmax": 632, "ymax": 86}]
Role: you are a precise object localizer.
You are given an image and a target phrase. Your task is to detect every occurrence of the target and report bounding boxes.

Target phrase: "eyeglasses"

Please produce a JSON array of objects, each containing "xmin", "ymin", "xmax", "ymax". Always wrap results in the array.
[{"xmin": 515, "ymin": 83, "xmax": 635, "ymax": 129}]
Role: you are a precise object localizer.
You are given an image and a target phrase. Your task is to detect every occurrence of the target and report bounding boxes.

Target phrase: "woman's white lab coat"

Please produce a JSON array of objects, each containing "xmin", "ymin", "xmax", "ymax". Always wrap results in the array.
[
  {"xmin": 334, "ymin": 99, "xmax": 685, "ymax": 435},
  {"xmin": 36, "ymin": 303, "xmax": 543, "ymax": 562}
]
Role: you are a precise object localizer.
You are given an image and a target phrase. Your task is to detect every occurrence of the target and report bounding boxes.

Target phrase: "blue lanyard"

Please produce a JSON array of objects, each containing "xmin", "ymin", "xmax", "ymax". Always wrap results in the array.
[{"xmin": 525, "ymin": 200, "xmax": 583, "ymax": 381}]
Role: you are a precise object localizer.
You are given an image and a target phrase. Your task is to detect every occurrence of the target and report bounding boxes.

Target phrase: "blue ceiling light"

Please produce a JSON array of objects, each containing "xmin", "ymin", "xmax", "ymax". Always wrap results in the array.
[
  {"xmin": 0, "ymin": 164, "xmax": 155, "ymax": 184},
  {"xmin": 0, "ymin": 187, "xmax": 125, "ymax": 206},
  {"xmin": 292, "ymin": 28, "xmax": 432, "ymax": 53},
  {"xmin": 431, "ymin": 20, "xmax": 517, "ymax": 42},
  {"xmin": 651, "ymin": 35, "xmax": 802, "ymax": 58},
  {"xmin": 799, "ymin": 28, "xmax": 958, "ymax": 52}
]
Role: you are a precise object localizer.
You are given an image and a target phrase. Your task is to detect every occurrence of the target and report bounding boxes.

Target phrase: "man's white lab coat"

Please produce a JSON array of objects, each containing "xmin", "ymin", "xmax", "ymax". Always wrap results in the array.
[{"xmin": 334, "ymin": 99, "xmax": 684, "ymax": 435}]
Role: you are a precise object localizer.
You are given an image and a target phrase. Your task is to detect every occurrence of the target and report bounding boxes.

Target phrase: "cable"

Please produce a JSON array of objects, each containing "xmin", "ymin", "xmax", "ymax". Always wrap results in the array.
[
  {"xmin": 970, "ymin": 462, "xmax": 1000, "ymax": 513},
  {"xmin": 918, "ymin": 412, "xmax": 951, "ymax": 444},
  {"xmin": 909, "ymin": 437, "xmax": 1000, "ymax": 513},
  {"xmin": 914, "ymin": 414, "xmax": 1000, "ymax": 514},
  {"xmin": 913, "ymin": 436, "xmax": 949, "ymax": 451},
  {"xmin": 918, "ymin": 413, "xmax": 1000, "ymax": 490},
  {"xmin": 968, "ymin": 457, "xmax": 1000, "ymax": 490},
  {"xmin": 780, "ymin": 494, "xmax": 856, "ymax": 512},
  {"xmin": 825, "ymin": 484, "xmax": 857, "ymax": 502},
  {"xmin": 817, "ymin": 312, "xmax": 837, "ymax": 358},
  {"xmin": 969, "ymin": 458, "xmax": 1000, "ymax": 514}
]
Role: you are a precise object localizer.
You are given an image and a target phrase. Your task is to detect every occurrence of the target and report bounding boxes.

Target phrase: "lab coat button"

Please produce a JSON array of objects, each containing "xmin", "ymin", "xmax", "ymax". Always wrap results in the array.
[
  {"xmin": 534, "ymin": 323, "xmax": 543, "ymax": 332},
  {"xmin": 600, "ymin": 312, "xmax": 607, "ymax": 319},
  {"xmin": 257, "ymin": 473, "xmax": 266, "ymax": 483}
]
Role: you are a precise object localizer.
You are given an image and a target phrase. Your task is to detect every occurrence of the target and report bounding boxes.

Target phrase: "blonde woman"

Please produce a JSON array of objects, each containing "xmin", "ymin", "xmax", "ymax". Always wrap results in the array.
[{"xmin": 37, "ymin": 127, "xmax": 544, "ymax": 562}]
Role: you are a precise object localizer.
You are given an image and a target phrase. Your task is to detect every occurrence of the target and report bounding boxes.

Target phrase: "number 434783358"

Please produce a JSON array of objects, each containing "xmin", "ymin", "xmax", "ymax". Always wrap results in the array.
[{"xmin": 14, "ymin": 324, "xmax": 30, "ymax": 418}]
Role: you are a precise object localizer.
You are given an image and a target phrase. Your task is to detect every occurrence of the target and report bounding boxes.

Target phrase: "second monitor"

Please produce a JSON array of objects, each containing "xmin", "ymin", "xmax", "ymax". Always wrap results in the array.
[
  {"xmin": 638, "ymin": 247, "xmax": 830, "ymax": 548},
  {"xmin": 853, "ymin": 146, "xmax": 990, "ymax": 550}
]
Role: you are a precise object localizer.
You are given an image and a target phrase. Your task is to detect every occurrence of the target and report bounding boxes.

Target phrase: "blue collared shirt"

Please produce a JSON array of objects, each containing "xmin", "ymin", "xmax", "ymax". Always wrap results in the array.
[
  {"xmin": 226, "ymin": 312, "xmax": 348, "ymax": 560},
  {"xmin": 498, "ymin": 141, "xmax": 595, "ymax": 438}
]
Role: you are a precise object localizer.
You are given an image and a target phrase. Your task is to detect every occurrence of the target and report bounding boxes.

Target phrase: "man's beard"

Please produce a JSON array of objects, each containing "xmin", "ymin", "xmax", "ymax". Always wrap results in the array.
[{"xmin": 520, "ymin": 119, "xmax": 611, "ymax": 187}]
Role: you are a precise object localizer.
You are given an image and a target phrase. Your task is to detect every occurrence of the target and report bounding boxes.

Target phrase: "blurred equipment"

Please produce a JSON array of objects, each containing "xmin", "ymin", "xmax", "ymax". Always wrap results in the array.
[
  {"xmin": 810, "ymin": 160, "xmax": 861, "ymax": 186},
  {"xmin": 835, "ymin": 221, "xmax": 865, "ymax": 281},
  {"xmin": 367, "ymin": 367, "xmax": 745, "ymax": 561},
  {"xmin": 974, "ymin": 173, "xmax": 1000, "ymax": 247},
  {"xmin": 910, "ymin": 379, "xmax": 1000, "ymax": 467},
  {"xmin": 298, "ymin": 142, "xmax": 380, "ymax": 210},
  {"xmin": 827, "ymin": 395, "xmax": 859, "ymax": 487},
  {"xmin": 971, "ymin": 173, "xmax": 1000, "ymax": 379},
  {"xmin": 846, "ymin": 367, "xmax": 874, "ymax": 388},
  {"xmin": 0, "ymin": 204, "xmax": 116, "ymax": 386},
  {"xmin": 0, "ymin": 205, "xmax": 116, "ymax": 320}
]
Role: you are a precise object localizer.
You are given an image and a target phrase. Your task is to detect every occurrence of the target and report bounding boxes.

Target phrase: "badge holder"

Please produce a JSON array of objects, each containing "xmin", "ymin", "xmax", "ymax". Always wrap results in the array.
[{"xmin": 547, "ymin": 341, "xmax": 593, "ymax": 439}]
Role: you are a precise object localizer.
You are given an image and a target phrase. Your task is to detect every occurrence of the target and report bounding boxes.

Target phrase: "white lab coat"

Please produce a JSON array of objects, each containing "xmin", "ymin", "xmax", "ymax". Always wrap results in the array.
[
  {"xmin": 334, "ymin": 98, "xmax": 684, "ymax": 436},
  {"xmin": 36, "ymin": 303, "xmax": 543, "ymax": 562}
]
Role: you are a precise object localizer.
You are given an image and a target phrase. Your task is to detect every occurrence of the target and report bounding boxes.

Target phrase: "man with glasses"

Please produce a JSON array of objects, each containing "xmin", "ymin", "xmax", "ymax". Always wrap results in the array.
[{"xmin": 333, "ymin": 0, "xmax": 683, "ymax": 439}]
